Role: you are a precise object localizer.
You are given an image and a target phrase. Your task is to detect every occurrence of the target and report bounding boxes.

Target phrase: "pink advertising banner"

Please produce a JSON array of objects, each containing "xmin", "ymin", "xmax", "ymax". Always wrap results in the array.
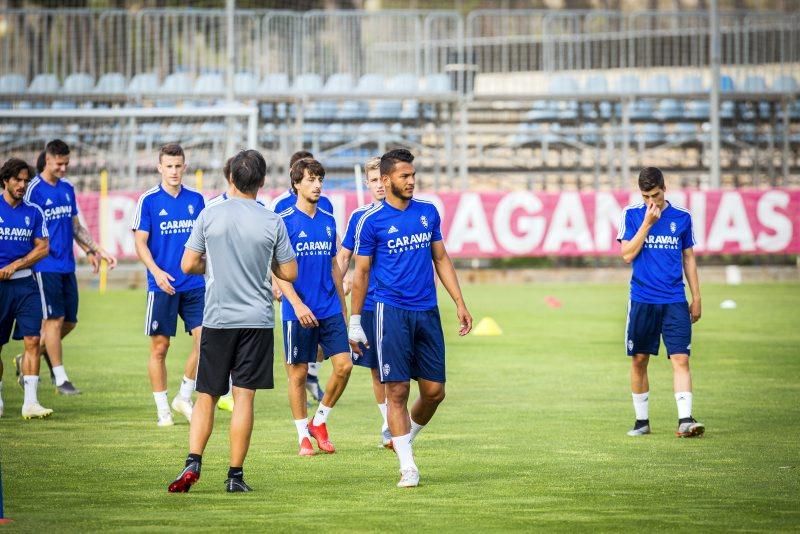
[{"xmin": 77, "ymin": 188, "xmax": 800, "ymax": 259}]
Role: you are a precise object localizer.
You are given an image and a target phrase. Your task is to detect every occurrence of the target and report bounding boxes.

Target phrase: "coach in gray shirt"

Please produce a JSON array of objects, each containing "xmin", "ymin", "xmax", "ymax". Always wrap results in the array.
[{"xmin": 167, "ymin": 149, "xmax": 297, "ymax": 494}]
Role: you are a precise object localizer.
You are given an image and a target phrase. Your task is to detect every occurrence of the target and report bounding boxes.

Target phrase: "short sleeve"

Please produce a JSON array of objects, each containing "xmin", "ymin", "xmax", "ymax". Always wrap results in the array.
[
  {"xmin": 354, "ymin": 214, "xmax": 376, "ymax": 257},
  {"xmin": 132, "ymin": 194, "xmax": 151, "ymax": 232},
  {"xmin": 430, "ymin": 208, "xmax": 443, "ymax": 242},
  {"xmin": 184, "ymin": 211, "xmax": 206, "ymax": 254},
  {"xmin": 273, "ymin": 218, "xmax": 295, "ymax": 264},
  {"xmin": 33, "ymin": 206, "xmax": 48, "ymax": 239},
  {"xmin": 341, "ymin": 210, "xmax": 360, "ymax": 251},
  {"xmin": 616, "ymin": 208, "xmax": 636, "ymax": 242},
  {"xmin": 682, "ymin": 214, "xmax": 696, "ymax": 250}
]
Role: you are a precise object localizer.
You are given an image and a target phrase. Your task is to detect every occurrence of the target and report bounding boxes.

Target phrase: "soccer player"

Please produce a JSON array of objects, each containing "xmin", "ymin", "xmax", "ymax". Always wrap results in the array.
[
  {"xmin": 349, "ymin": 149, "xmax": 473, "ymax": 488},
  {"xmin": 168, "ymin": 149, "xmax": 297, "ymax": 493},
  {"xmin": 336, "ymin": 156, "xmax": 392, "ymax": 448},
  {"xmin": 0, "ymin": 158, "xmax": 51, "ymax": 419},
  {"xmin": 276, "ymin": 158, "xmax": 352, "ymax": 456},
  {"xmin": 132, "ymin": 144, "xmax": 206, "ymax": 426},
  {"xmin": 271, "ymin": 150, "xmax": 333, "ymax": 404},
  {"xmin": 617, "ymin": 167, "xmax": 704, "ymax": 438}
]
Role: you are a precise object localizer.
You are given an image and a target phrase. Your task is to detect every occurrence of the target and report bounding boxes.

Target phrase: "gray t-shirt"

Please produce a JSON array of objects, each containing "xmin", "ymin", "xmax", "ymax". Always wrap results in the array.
[{"xmin": 185, "ymin": 196, "xmax": 295, "ymax": 329}]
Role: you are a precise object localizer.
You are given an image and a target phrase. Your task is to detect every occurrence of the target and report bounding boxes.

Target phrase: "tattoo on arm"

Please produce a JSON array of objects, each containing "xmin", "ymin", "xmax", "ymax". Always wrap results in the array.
[{"xmin": 73, "ymin": 219, "xmax": 98, "ymax": 252}]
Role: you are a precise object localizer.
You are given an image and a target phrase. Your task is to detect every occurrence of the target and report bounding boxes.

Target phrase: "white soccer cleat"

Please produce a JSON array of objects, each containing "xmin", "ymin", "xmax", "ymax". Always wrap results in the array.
[
  {"xmin": 397, "ymin": 468, "xmax": 420, "ymax": 488},
  {"xmin": 157, "ymin": 412, "xmax": 175, "ymax": 427},
  {"xmin": 171, "ymin": 395, "xmax": 193, "ymax": 422},
  {"xmin": 21, "ymin": 403, "xmax": 53, "ymax": 419}
]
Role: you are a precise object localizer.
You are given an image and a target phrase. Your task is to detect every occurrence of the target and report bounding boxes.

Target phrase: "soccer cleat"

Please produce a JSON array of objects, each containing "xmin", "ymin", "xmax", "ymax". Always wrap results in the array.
[
  {"xmin": 168, "ymin": 461, "xmax": 201, "ymax": 493},
  {"xmin": 13, "ymin": 354, "xmax": 23, "ymax": 388},
  {"xmin": 298, "ymin": 437, "xmax": 315, "ymax": 456},
  {"xmin": 382, "ymin": 428, "xmax": 394, "ymax": 449},
  {"xmin": 308, "ymin": 421, "xmax": 336, "ymax": 453},
  {"xmin": 305, "ymin": 375, "xmax": 325, "ymax": 403},
  {"xmin": 217, "ymin": 395, "xmax": 234, "ymax": 412},
  {"xmin": 171, "ymin": 395, "xmax": 193, "ymax": 422},
  {"xmin": 627, "ymin": 420, "xmax": 651, "ymax": 436},
  {"xmin": 56, "ymin": 381, "xmax": 81, "ymax": 395},
  {"xmin": 21, "ymin": 403, "xmax": 53, "ymax": 419},
  {"xmin": 676, "ymin": 417, "xmax": 705, "ymax": 438},
  {"xmin": 397, "ymin": 468, "xmax": 420, "ymax": 488},
  {"xmin": 157, "ymin": 413, "xmax": 175, "ymax": 427},
  {"xmin": 225, "ymin": 478, "xmax": 252, "ymax": 493}
]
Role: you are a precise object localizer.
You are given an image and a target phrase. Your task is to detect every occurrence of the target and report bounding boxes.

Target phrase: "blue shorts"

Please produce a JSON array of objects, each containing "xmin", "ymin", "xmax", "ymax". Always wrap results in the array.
[
  {"xmin": 0, "ymin": 276, "xmax": 45, "ymax": 345},
  {"xmin": 36, "ymin": 272, "xmax": 78, "ymax": 322},
  {"xmin": 144, "ymin": 287, "xmax": 205, "ymax": 337},
  {"xmin": 352, "ymin": 309, "xmax": 378, "ymax": 369},
  {"xmin": 375, "ymin": 302, "xmax": 446, "ymax": 383},
  {"xmin": 283, "ymin": 314, "xmax": 349, "ymax": 365},
  {"xmin": 625, "ymin": 300, "xmax": 692, "ymax": 358}
]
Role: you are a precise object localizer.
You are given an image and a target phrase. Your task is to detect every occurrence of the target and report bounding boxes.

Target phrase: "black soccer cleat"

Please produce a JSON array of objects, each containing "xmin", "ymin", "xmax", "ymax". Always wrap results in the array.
[
  {"xmin": 56, "ymin": 380, "xmax": 81, "ymax": 395},
  {"xmin": 168, "ymin": 461, "xmax": 201, "ymax": 493},
  {"xmin": 225, "ymin": 478, "xmax": 252, "ymax": 493}
]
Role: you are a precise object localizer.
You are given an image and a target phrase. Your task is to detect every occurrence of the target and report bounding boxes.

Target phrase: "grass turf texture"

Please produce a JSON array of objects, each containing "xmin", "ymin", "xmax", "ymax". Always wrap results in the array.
[{"xmin": 0, "ymin": 282, "xmax": 798, "ymax": 532}]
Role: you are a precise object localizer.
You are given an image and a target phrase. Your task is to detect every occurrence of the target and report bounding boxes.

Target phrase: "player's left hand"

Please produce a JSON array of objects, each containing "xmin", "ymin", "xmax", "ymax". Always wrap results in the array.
[
  {"xmin": 99, "ymin": 249, "xmax": 118, "ymax": 270},
  {"xmin": 689, "ymin": 298, "xmax": 701, "ymax": 323},
  {"xmin": 0, "ymin": 263, "xmax": 16, "ymax": 280},
  {"xmin": 457, "ymin": 305, "xmax": 473, "ymax": 336}
]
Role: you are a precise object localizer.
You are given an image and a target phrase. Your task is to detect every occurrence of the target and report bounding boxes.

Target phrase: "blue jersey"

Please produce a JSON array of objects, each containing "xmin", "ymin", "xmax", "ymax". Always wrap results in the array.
[
  {"xmin": 279, "ymin": 206, "xmax": 340, "ymax": 321},
  {"xmin": 617, "ymin": 201, "xmax": 695, "ymax": 304},
  {"xmin": 354, "ymin": 199, "xmax": 442, "ymax": 311},
  {"xmin": 271, "ymin": 189, "xmax": 334, "ymax": 215},
  {"xmin": 0, "ymin": 196, "xmax": 48, "ymax": 268},
  {"xmin": 342, "ymin": 203, "xmax": 378, "ymax": 311},
  {"xmin": 24, "ymin": 176, "xmax": 79, "ymax": 273},
  {"xmin": 132, "ymin": 184, "xmax": 205, "ymax": 293}
]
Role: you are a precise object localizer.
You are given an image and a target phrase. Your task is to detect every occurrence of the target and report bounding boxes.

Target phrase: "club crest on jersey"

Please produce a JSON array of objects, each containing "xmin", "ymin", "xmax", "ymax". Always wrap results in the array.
[
  {"xmin": 151, "ymin": 320, "xmax": 159, "ymax": 331},
  {"xmin": 420, "ymin": 215, "xmax": 428, "ymax": 228},
  {"xmin": 25, "ymin": 216, "xmax": 30, "ymax": 226},
  {"xmin": 670, "ymin": 222, "xmax": 676, "ymax": 234},
  {"xmin": 293, "ymin": 347, "xmax": 298, "ymax": 357},
  {"xmin": 326, "ymin": 226, "xmax": 332, "ymax": 238},
  {"xmin": 627, "ymin": 339, "xmax": 633, "ymax": 351},
  {"xmin": 188, "ymin": 204, "xmax": 194, "ymax": 215},
  {"xmin": 383, "ymin": 363, "xmax": 391, "ymax": 377}
]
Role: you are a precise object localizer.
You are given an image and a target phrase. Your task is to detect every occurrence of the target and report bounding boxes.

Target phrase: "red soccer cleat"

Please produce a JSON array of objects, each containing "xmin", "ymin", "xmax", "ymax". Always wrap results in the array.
[
  {"xmin": 308, "ymin": 421, "xmax": 336, "ymax": 454},
  {"xmin": 299, "ymin": 437, "xmax": 315, "ymax": 456},
  {"xmin": 168, "ymin": 462, "xmax": 200, "ymax": 493}
]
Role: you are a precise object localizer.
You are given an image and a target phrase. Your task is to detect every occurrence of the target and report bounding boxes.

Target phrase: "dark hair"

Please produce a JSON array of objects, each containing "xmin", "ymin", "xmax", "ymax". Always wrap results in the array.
[
  {"xmin": 379, "ymin": 148, "xmax": 414, "ymax": 177},
  {"xmin": 638, "ymin": 167, "xmax": 665, "ymax": 191},
  {"xmin": 223, "ymin": 156, "xmax": 233, "ymax": 182},
  {"xmin": 230, "ymin": 149, "xmax": 266, "ymax": 195},
  {"xmin": 0, "ymin": 158, "xmax": 34, "ymax": 188},
  {"xmin": 45, "ymin": 139, "xmax": 70, "ymax": 157},
  {"xmin": 159, "ymin": 143, "xmax": 185, "ymax": 162},
  {"xmin": 36, "ymin": 150, "xmax": 46, "ymax": 173},
  {"xmin": 289, "ymin": 158, "xmax": 325, "ymax": 194},
  {"xmin": 289, "ymin": 150, "xmax": 313, "ymax": 168}
]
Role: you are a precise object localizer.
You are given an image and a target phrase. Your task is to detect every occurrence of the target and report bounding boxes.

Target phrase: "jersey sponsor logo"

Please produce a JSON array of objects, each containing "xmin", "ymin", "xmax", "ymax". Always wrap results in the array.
[
  {"xmin": 295, "ymin": 240, "xmax": 333, "ymax": 255},
  {"xmin": 188, "ymin": 204, "xmax": 195, "ymax": 215},
  {"xmin": 644, "ymin": 234, "xmax": 680, "ymax": 249},
  {"xmin": 387, "ymin": 231, "xmax": 433, "ymax": 254},
  {"xmin": 45, "ymin": 198, "xmax": 53, "ymax": 205},
  {"xmin": 326, "ymin": 225, "xmax": 332, "ymax": 238},
  {"xmin": 159, "ymin": 219, "xmax": 195, "ymax": 234},
  {"xmin": 0, "ymin": 215, "xmax": 4, "ymax": 223},
  {"xmin": 420, "ymin": 215, "xmax": 428, "ymax": 228},
  {"xmin": 387, "ymin": 225, "xmax": 399, "ymax": 234},
  {"xmin": 670, "ymin": 222, "xmax": 677, "ymax": 234},
  {"xmin": 43, "ymin": 204, "xmax": 72, "ymax": 220},
  {"xmin": 159, "ymin": 208, "xmax": 168, "ymax": 216},
  {"xmin": 0, "ymin": 226, "xmax": 34, "ymax": 241},
  {"xmin": 382, "ymin": 363, "xmax": 390, "ymax": 376},
  {"xmin": 298, "ymin": 230, "xmax": 308, "ymax": 238}
]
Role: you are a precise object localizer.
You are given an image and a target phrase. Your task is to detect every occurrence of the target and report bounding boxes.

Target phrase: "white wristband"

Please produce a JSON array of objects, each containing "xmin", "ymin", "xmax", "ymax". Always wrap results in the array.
[{"xmin": 349, "ymin": 314, "xmax": 362, "ymax": 328}]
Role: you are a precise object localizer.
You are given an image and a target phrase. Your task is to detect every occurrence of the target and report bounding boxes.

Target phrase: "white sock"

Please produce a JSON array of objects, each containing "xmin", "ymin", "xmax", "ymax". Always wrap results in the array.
[
  {"xmin": 23, "ymin": 375, "xmax": 39, "ymax": 406},
  {"xmin": 410, "ymin": 418, "xmax": 425, "ymax": 442},
  {"xmin": 307, "ymin": 362, "xmax": 320, "ymax": 378},
  {"xmin": 153, "ymin": 390, "xmax": 170, "ymax": 416},
  {"xmin": 312, "ymin": 403, "xmax": 332, "ymax": 426},
  {"xmin": 224, "ymin": 376, "xmax": 233, "ymax": 397},
  {"xmin": 179, "ymin": 376, "xmax": 195, "ymax": 400},
  {"xmin": 52, "ymin": 365, "xmax": 69, "ymax": 386},
  {"xmin": 632, "ymin": 391, "xmax": 649, "ymax": 420},
  {"xmin": 675, "ymin": 391, "xmax": 693, "ymax": 419},
  {"xmin": 294, "ymin": 418, "xmax": 311, "ymax": 443},
  {"xmin": 392, "ymin": 433, "xmax": 417, "ymax": 471},
  {"xmin": 377, "ymin": 402, "xmax": 388, "ymax": 431}
]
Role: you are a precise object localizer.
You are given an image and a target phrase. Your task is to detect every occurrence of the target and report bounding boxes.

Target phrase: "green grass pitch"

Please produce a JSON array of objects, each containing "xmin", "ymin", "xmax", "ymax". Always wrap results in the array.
[{"xmin": 1, "ymin": 282, "xmax": 798, "ymax": 532}]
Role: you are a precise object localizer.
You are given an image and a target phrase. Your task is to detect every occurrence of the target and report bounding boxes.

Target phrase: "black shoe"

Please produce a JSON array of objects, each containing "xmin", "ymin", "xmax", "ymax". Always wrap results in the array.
[
  {"xmin": 56, "ymin": 381, "xmax": 81, "ymax": 395},
  {"xmin": 168, "ymin": 461, "xmax": 201, "ymax": 493},
  {"xmin": 225, "ymin": 477, "xmax": 252, "ymax": 493}
]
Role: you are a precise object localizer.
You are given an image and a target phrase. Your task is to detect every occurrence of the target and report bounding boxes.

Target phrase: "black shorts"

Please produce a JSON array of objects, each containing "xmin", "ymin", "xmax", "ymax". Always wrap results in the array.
[{"xmin": 196, "ymin": 327, "xmax": 274, "ymax": 396}]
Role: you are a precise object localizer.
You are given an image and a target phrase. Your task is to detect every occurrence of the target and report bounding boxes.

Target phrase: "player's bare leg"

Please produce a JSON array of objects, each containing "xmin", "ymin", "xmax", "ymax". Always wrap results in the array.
[
  {"xmin": 386, "ymin": 380, "xmax": 418, "ymax": 487},
  {"xmin": 39, "ymin": 317, "xmax": 79, "ymax": 394},
  {"xmin": 21, "ymin": 335, "xmax": 52, "ymax": 418},
  {"xmin": 189, "ymin": 393, "xmax": 217, "ymax": 455},
  {"xmin": 408, "ymin": 378, "xmax": 445, "ymax": 443},
  {"xmin": 671, "ymin": 354, "xmax": 703, "ymax": 437},
  {"xmin": 308, "ymin": 352, "xmax": 352, "ymax": 453},
  {"xmin": 229, "ymin": 386, "xmax": 255, "ymax": 468},
  {"xmin": 286, "ymin": 362, "xmax": 314, "ymax": 455},
  {"xmin": 371, "ymin": 367, "xmax": 391, "ymax": 448},
  {"xmin": 170, "ymin": 326, "xmax": 201, "ymax": 423},
  {"xmin": 628, "ymin": 354, "xmax": 651, "ymax": 436},
  {"xmin": 149, "ymin": 334, "xmax": 173, "ymax": 425}
]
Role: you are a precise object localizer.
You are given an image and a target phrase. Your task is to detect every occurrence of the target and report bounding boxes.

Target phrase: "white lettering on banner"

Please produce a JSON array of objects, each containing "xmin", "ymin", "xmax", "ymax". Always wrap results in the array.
[
  {"xmin": 755, "ymin": 190, "xmax": 792, "ymax": 252},
  {"xmin": 109, "ymin": 196, "xmax": 137, "ymax": 256},
  {"xmin": 543, "ymin": 192, "xmax": 593, "ymax": 252},
  {"xmin": 493, "ymin": 192, "xmax": 545, "ymax": 254},
  {"xmin": 707, "ymin": 192, "xmax": 755, "ymax": 251},
  {"xmin": 328, "ymin": 193, "xmax": 347, "ymax": 237},
  {"xmin": 446, "ymin": 193, "xmax": 496, "ymax": 253},
  {"xmin": 594, "ymin": 192, "xmax": 625, "ymax": 252},
  {"xmin": 689, "ymin": 191, "xmax": 706, "ymax": 249}
]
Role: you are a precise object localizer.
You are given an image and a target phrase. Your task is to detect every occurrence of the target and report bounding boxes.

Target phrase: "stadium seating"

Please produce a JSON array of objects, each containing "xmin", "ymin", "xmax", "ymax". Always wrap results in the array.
[
  {"xmin": 128, "ymin": 73, "xmax": 159, "ymax": 94},
  {"xmin": 258, "ymin": 73, "xmax": 290, "ymax": 93},
  {"xmin": 194, "ymin": 73, "xmax": 225, "ymax": 95},
  {"xmin": 0, "ymin": 74, "xmax": 27, "ymax": 94},
  {"xmin": 233, "ymin": 72, "xmax": 259, "ymax": 94},
  {"xmin": 161, "ymin": 73, "xmax": 194, "ymax": 94},
  {"xmin": 63, "ymin": 73, "xmax": 95, "ymax": 94},
  {"xmin": 95, "ymin": 73, "xmax": 127, "ymax": 94},
  {"xmin": 28, "ymin": 74, "xmax": 60, "ymax": 93}
]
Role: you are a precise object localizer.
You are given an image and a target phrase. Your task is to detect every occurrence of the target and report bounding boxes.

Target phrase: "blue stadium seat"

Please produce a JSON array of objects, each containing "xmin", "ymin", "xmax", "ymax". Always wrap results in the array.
[
  {"xmin": 0, "ymin": 74, "xmax": 27, "ymax": 94},
  {"xmin": 258, "ymin": 73, "xmax": 289, "ymax": 93},
  {"xmin": 94, "ymin": 72, "xmax": 126, "ymax": 94},
  {"xmin": 323, "ymin": 73, "xmax": 353, "ymax": 93},
  {"xmin": 583, "ymin": 74, "xmax": 608, "ymax": 94},
  {"xmin": 161, "ymin": 73, "xmax": 194, "ymax": 94},
  {"xmin": 644, "ymin": 75, "xmax": 670, "ymax": 94},
  {"xmin": 641, "ymin": 123, "xmax": 666, "ymax": 144},
  {"xmin": 580, "ymin": 122, "xmax": 600, "ymax": 145},
  {"xmin": 388, "ymin": 73, "xmax": 419, "ymax": 94},
  {"xmin": 355, "ymin": 74, "xmax": 386, "ymax": 93},
  {"xmin": 678, "ymin": 75, "xmax": 705, "ymax": 93},
  {"xmin": 62, "ymin": 73, "xmax": 95, "ymax": 93},
  {"xmin": 615, "ymin": 75, "xmax": 639, "ymax": 93},
  {"xmin": 128, "ymin": 73, "xmax": 159, "ymax": 94},
  {"xmin": 233, "ymin": 72, "xmax": 258, "ymax": 94},
  {"xmin": 720, "ymin": 75, "xmax": 734, "ymax": 92},
  {"xmin": 550, "ymin": 75, "xmax": 579, "ymax": 95},
  {"xmin": 526, "ymin": 100, "xmax": 559, "ymax": 122},
  {"xmin": 292, "ymin": 73, "xmax": 323, "ymax": 93},
  {"xmin": 422, "ymin": 74, "xmax": 451, "ymax": 93},
  {"xmin": 742, "ymin": 75, "xmax": 766, "ymax": 93},
  {"xmin": 667, "ymin": 123, "xmax": 700, "ymax": 145},
  {"xmin": 655, "ymin": 99, "xmax": 684, "ymax": 120},
  {"xmin": 194, "ymin": 73, "xmax": 225, "ymax": 95},
  {"xmin": 29, "ymin": 74, "xmax": 60, "ymax": 93},
  {"xmin": 320, "ymin": 123, "xmax": 346, "ymax": 144},
  {"xmin": 773, "ymin": 75, "xmax": 798, "ymax": 93}
]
